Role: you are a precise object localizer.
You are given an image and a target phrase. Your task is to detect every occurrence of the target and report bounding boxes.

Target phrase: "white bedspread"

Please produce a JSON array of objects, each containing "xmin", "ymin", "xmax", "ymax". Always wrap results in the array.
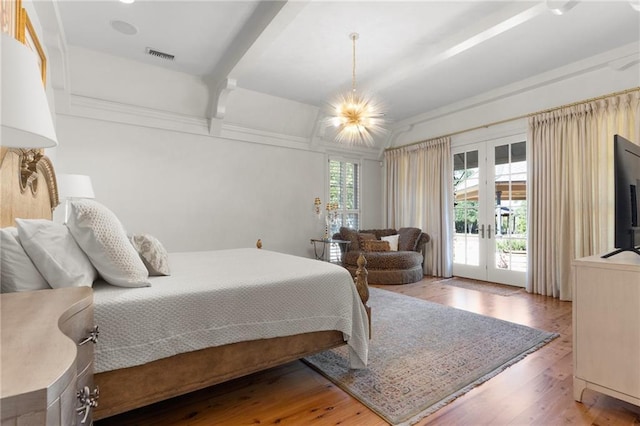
[{"xmin": 93, "ymin": 249, "xmax": 368, "ymax": 373}]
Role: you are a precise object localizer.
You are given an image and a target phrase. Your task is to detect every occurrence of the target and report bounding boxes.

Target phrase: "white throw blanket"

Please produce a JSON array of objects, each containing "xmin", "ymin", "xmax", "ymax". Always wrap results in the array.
[{"xmin": 93, "ymin": 248, "xmax": 369, "ymax": 372}]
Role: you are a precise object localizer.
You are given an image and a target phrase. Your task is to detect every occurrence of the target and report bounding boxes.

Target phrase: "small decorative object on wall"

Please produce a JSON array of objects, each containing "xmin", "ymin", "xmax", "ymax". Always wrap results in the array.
[
  {"xmin": 314, "ymin": 197, "xmax": 322, "ymax": 217},
  {"xmin": 0, "ymin": 0, "xmax": 20, "ymax": 38},
  {"xmin": 18, "ymin": 8, "xmax": 46, "ymax": 85},
  {"xmin": 17, "ymin": 148, "xmax": 43, "ymax": 193}
]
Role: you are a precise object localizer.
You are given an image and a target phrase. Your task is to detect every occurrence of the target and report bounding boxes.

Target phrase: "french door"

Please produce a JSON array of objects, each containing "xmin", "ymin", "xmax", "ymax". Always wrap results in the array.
[{"xmin": 452, "ymin": 135, "xmax": 528, "ymax": 287}]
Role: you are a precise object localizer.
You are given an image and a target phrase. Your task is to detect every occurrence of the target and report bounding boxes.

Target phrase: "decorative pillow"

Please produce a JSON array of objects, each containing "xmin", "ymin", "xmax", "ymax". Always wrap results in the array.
[
  {"xmin": 398, "ymin": 227, "xmax": 422, "ymax": 252},
  {"xmin": 357, "ymin": 233, "xmax": 377, "ymax": 250},
  {"xmin": 129, "ymin": 234, "xmax": 171, "ymax": 276},
  {"xmin": 67, "ymin": 200, "xmax": 150, "ymax": 288},
  {"xmin": 339, "ymin": 227, "xmax": 359, "ymax": 252},
  {"xmin": 15, "ymin": 219, "xmax": 97, "ymax": 289},
  {"xmin": 0, "ymin": 227, "xmax": 50, "ymax": 293},
  {"xmin": 381, "ymin": 234, "xmax": 400, "ymax": 251},
  {"xmin": 363, "ymin": 240, "xmax": 391, "ymax": 252}
]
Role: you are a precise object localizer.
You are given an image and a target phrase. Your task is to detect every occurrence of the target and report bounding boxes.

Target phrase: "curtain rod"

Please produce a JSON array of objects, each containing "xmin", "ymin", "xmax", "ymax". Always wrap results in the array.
[{"xmin": 384, "ymin": 86, "xmax": 640, "ymax": 153}]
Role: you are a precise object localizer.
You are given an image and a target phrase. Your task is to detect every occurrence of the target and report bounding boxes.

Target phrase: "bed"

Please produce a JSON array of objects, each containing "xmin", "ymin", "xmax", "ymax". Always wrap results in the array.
[{"xmin": 0, "ymin": 147, "xmax": 371, "ymax": 420}]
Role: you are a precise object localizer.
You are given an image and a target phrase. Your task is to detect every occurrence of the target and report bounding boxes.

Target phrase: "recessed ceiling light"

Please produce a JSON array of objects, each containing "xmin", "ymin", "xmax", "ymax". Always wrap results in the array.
[
  {"xmin": 110, "ymin": 20, "xmax": 138, "ymax": 35},
  {"xmin": 120, "ymin": 0, "xmax": 135, "ymax": 4}
]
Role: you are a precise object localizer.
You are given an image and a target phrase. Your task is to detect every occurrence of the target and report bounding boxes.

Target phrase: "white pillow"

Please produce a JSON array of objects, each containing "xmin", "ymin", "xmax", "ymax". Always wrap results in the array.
[
  {"xmin": 15, "ymin": 219, "xmax": 97, "ymax": 288},
  {"xmin": 381, "ymin": 234, "xmax": 400, "ymax": 251},
  {"xmin": 0, "ymin": 227, "xmax": 50, "ymax": 293},
  {"xmin": 68, "ymin": 200, "xmax": 150, "ymax": 288},
  {"xmin": 130, "ymin": 234, "xmax": 171, "ymax": 276}
]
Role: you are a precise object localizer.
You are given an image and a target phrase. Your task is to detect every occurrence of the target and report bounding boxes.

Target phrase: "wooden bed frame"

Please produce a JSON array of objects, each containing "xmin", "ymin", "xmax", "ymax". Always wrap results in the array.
[{"xmin": 0, "ymin": 148, "xmax": 371, "ymax": 420}]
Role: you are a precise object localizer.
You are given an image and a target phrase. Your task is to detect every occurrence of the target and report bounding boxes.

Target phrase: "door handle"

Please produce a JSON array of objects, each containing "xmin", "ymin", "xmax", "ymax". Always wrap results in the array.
[
  {"xmin": 487, "ymin": 224, "xmax": 492, "ymax": 239},
  {"xmin": 479, "ymin": 224, "xmax": 485, "ymax": 239}
]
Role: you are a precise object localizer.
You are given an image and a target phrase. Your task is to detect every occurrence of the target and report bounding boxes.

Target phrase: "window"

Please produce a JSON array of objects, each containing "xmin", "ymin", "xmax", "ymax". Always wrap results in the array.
[{"xmin": 328, "ymin": 158, "xmax": 360, "ymax": 236}]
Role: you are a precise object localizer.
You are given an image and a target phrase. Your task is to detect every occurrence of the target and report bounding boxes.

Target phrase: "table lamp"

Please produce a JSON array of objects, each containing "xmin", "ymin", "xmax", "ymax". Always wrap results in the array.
[
  {"xmin": 1, "ymin": 33, "xmax": 58, "ymax": 149},
  {"xmin": 57, "ymin": 174, "xmax": 95, "ymax": 223}
]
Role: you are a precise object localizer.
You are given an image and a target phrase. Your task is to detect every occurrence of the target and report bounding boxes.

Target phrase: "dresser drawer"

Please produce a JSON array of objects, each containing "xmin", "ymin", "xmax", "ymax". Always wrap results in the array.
[
  {"xmin": 60, "ymin": 304, "xmax": 96, "ymax": 373},
  {"xmin": 58, "ymin": 375, "xmax": 78, "ymax": 426},
  {"xmin": 75, "ymin": 363, "xmax": 97, "ymax": 426},
  {"xmin": 2, "ymin": 288, "xmax": 94, "ymax": 426}
]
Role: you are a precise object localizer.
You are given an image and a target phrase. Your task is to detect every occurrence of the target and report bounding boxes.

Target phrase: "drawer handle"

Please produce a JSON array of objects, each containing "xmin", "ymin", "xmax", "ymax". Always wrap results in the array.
[
  {"xmin": 76, "ymin": 385, "xmax": 99, "ymax": 424},
  {"xmin": 79, "ymin": 325, "xmax": 99, "ymax": 346}
]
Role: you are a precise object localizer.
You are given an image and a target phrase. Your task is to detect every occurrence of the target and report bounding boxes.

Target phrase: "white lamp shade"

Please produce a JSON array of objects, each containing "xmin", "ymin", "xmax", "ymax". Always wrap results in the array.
[
  {"xmin": 1, "ymin": 34, "xmax": 58, "ymax": 148},
  {"xmin": 57, "ymin": 174, "xmax": 95, "ymax": 199}
]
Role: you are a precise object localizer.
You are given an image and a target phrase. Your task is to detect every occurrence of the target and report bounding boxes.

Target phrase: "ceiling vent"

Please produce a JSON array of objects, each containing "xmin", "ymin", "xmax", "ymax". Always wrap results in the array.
[{"xmin": 145, "ymin": 48, "xmax": 175, "ymax": 61}]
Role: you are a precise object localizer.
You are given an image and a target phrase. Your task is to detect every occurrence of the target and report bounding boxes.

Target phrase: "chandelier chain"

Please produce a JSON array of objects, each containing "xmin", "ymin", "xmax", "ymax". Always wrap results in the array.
[{"xmin": 351, "ymin": 33, "xmax": 357, "ymax": 92}]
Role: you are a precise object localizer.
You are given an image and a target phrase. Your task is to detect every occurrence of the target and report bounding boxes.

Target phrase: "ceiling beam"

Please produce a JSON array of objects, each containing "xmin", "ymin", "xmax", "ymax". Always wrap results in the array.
[
  {"xmin": 227, "ymin": 0, "xmax": 310, "ymax": 79},
  {"xmin": 204, "ymin": 0, "xmax": 310, "ymax": 126}
]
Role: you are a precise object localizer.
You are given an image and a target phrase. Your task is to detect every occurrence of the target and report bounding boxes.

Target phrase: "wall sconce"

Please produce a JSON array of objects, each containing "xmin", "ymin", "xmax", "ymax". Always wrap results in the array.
[
  {"xmin": 57, "ymin": 174, "xmax": 95, "ymax": 223},
  {"xmin": 1, "ymin": 34, "xmax": 58, "ymax": 194},
  {"xmin": 314, "ymin": 197, "xmax": 322, "ymax": 217}
]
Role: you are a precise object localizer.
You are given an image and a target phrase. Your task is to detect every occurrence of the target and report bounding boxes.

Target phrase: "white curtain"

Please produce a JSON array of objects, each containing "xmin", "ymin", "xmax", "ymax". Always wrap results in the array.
[
  {"xmin": 528, "ymin": 90, "xmax": 640, "ymax": 300},
  {"xmin": 385, "ymin": 137, "xmax": 453, "ymax": 277}
]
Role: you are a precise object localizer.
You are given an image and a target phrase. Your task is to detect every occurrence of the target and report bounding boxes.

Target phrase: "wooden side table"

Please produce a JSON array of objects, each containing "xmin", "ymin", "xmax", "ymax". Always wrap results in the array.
[{"xmin": 310, "ymin": 238, "xmax": 351, "ymax": 263}]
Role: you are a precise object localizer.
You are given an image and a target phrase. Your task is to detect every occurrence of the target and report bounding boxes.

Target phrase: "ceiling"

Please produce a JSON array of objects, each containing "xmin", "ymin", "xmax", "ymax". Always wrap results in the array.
[{"xmin": 56, "ymin": 0, "xmax": 640, "ymax": 124}]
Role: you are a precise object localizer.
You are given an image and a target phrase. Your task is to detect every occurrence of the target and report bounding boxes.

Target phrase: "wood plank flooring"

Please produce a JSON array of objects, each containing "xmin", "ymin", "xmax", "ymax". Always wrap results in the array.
[{"xmin": 96, "ymin": 277, "xmax": 640, "ymax": 425}]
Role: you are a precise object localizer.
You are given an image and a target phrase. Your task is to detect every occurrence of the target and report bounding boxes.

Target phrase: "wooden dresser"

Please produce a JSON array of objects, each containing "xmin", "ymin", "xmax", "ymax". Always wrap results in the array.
[
  {"xmin": 572, "ymin": 251, "xmax": 640, "ymax": 407},
  {"xmin": 1, "ymin": 287, "xmax": 98, "ymax": 425}
]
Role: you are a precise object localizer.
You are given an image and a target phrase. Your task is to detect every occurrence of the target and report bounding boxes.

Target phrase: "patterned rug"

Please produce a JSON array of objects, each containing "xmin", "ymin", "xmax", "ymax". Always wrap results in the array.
[{"xmin": 304, "ymin": 288, "xmax": 558, "ymax": 426}]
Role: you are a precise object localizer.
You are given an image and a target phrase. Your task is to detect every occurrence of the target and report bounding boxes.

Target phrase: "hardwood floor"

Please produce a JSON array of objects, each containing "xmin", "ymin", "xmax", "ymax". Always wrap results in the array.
[{"xmin": 96, "ymin": 277, "xmax": 640, "ymax": 425}]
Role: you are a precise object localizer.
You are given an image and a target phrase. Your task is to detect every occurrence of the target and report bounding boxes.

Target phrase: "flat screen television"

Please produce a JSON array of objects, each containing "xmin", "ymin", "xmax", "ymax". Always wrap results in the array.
[{"xmin": 602, "ymin": 134, "xmax": 640, "ymax": 258}]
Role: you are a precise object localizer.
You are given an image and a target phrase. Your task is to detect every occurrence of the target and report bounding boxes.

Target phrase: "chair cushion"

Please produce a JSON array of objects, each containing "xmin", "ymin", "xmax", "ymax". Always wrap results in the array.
[
  {"xmin": 339, "ymin": 227, "xmax": 360, "ymax": 251},
  {"xmin": 345, "ymin": 250, "xmax": 423, "ymax": 269},
  {"xmin": 398, "ymin": 227, "xmax": 422, "ymax": 251},
  {"xmin": 381, "ymin": 234, "xmax": 399, "ymax": 251},
  {"xmin": 357, "ymin": 233, "xmax": 377, "ymax": 250},
  {"xmin": 363, "ymin": 240, "xmax": 390, "ymax": 252},
  {"xmin": 359, "ymin": 228, "xmax": 398, "ymax": 240}
]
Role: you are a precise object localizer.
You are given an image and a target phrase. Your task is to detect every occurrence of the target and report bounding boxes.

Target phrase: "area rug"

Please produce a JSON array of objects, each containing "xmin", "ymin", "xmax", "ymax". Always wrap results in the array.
[
  {"xmin": 436, "ymin": 278, "xmax": 525, "ymax": 296},
  {"xmin": 304, "ymin": 287, "xmax": 558, "ymax": 426}
]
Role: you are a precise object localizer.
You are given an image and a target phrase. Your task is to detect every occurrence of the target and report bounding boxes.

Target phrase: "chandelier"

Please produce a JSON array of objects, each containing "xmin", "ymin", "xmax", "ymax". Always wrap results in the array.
[{"xmin": 328, "ymin": 33, "xmax": 384, "ymax": 147}]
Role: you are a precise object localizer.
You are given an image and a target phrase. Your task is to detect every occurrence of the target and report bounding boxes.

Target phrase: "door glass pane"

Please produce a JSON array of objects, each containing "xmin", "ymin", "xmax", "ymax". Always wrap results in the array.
[
  {"xmin": 494, "ymin": 141, "xmax": 527, "ymax": 272},
  {"xmin": 454, "ymin": 150, "xmax": 480, "ymax": 266}
]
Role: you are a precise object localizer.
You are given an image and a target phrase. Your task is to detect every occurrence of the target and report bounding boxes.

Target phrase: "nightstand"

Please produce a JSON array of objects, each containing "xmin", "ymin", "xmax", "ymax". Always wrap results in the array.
[
  {"xmin": 1, "ymin": 287, "xmax": 98, "ymax": 425},
  {"xmin": 310, "ymin": 238, "xmax": 351, "ymax": 263}
]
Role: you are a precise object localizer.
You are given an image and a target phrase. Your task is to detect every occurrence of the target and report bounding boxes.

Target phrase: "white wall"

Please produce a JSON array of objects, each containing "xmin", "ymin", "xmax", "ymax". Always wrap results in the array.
[
  {"xmin": 68, "ymin": 47, "xmax": 209, "ymax": 117},
  {"xmin": 54, "ymin": 115, "xmax": 334, "ymax": 256},
  {"xmin": 52, "ymin": 48, "xmax": 384, "ymax": 257}
]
